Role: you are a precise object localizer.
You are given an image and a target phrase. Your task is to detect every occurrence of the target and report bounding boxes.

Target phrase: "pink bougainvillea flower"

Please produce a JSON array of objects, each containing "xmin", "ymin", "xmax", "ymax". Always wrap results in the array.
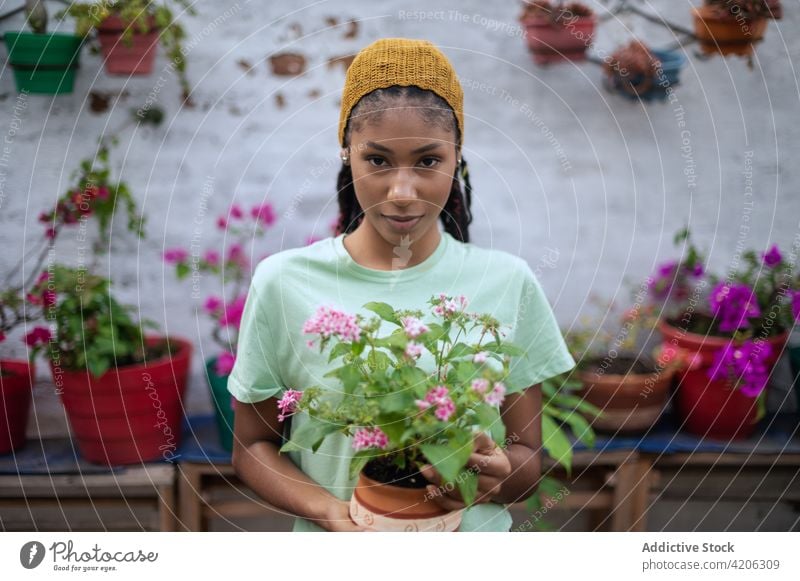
[
  {"xmin": 45, "ymin": 226, "xmax": 57, "ymax": 239},
  {"xmin": 204, "ymin": 296, "xmax": 223, "ymax": 314},
  {"xmin": 251, "ymin": 202, "xmax": 276, "ymax": 226},
  {"xmin": 401, "ymin": 316, "xmax": 429, "ymax": 339},
  {"xmin": 762, "ymin": 244, "xmax": 782, "ymax": 267},
  {"xmin": 216, "ymin": 216, "xmax": 228, "ymax": 230},
  {"xmin": 473, "ymin": 351, "xmax": 488, "ymax": 364},
  {"xmin": 219, "ymin": 295, "xmax": 247, "ymax": 329},
  {"xmin": 352, "ymin": 427, "xmax": 389, "ymax": 451},
  {"xmin": 24, "ymin": 326, "xmax": 52, "ymax": 347},
  {"xmin": 302, "ymin": 305, "xmax": 361, "ymax": 342},
  {"xmin": 215, "ymin": 351, "xmax": 236, "ymax": 376},
  {"xmin": 203, "ymin": 250, "xmax": 220, "ymax": 267},
  {"xmin": 230, "ymin": 204, "xmax": 244, "ymax": 219},
  {"xmin": 404, "ymin": 342, "xmax": 423, "ymax": 358},
  {"xmin": 227, "ymin": 243, "xmax": 249, "ymax": 269},
  {"xmin": 277, "ymin": 389, "xmax": 303, "ymax": 422},
  {"xmin": 709, "ymin": 282, "xmax": 761, "ymax": 332},
  {"xmin": 163, "ymin": 248, "xmax": 189, "ymax": 264},
  {"xmin": 96, "ymin": 186, "xmax": 110, "ymax": 200},
  {"xmin": 484, "ymin": 382, "xmax": 507, "ymax": 407}
]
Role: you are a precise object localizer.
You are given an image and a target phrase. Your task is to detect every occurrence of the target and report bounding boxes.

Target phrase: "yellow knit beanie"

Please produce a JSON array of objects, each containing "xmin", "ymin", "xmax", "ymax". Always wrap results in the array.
[{"xmin": 338, "ymin": 38, "xmax": 464, "ymax": 147}]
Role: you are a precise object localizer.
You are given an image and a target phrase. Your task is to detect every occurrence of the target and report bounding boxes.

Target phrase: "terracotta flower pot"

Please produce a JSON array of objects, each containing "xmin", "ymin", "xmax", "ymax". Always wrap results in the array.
[
  {"xmin": 578, "ymin": 360, "xmax": 674, "ymax": 434},
  {"xmin": 0, "ymin": 359, "xmax": 35, "ymax": 454},
  {"xmin": 349, "ymin": 472, "xmax": 463, "ymax": 532},
  {"xmin": 659, "ymin": 321, "xmax": 787, "ymax": 440},
  {"xmin": 521, "ymin": 14, "xmax": 596, "ymax": 65},
  {"xmin": 97, "ymin": 14, "xmax": 160, "ymax": 75},
  {"xmin": 692, "ymin": 6, "xmax": 768, "ymax": 56},
  {"xmin": 52, "ymin": 336, "xmax": 191, "ymax": 465}
]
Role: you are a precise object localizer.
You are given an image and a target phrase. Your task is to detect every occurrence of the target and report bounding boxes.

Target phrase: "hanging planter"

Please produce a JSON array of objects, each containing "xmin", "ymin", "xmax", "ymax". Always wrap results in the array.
[
  {"xmin": 55, "ymin": 336, "xmax": 192, "ymax": 465},
  {"xmin": 692, "ymin": 0, "xmax": 782, "ymax": 57},
  {"xmin": 206, "ymin": 356, "xmax": 235, "ymax": 453},
  {"xmin": 603, "ymin": 41, "xmax": 685, "ymax": 102},
  {"xmin": 3, "ymin": 32, "xmax": 83, "ymax": 94},
  {"xmin": 519, "ymin": 1, "xmax": 596, "ymax": 65},
  {"xmin": 96, "ymin": 14, "xmax": 160, "ymax": 75},
  {"xmin": 349, "ymin": 459, "xmax": 462, "ymax": 532},
  {"xmin": 577, "ymin": 356, "xmax": 675, "ymax": 434},
  {"xmin": 0, "ymin": 360, "xmax": 35, "ymax": 455}
]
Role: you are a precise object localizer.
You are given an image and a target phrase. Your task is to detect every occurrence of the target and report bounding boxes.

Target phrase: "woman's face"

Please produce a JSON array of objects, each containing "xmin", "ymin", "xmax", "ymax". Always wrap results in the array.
[{"xmin": 345, "ymin": 108, "xmax": 458, "ymax": 245}]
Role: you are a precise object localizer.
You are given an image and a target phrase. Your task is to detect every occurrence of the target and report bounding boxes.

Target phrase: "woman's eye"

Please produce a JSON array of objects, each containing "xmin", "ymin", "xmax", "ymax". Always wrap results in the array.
[
  {"xmin": 367, "ymin": 157, "xmax": 387, "ymax": 167},
  {"xmin": 419, "ymin": 157, "xmax": 440, "ymax": 168}
]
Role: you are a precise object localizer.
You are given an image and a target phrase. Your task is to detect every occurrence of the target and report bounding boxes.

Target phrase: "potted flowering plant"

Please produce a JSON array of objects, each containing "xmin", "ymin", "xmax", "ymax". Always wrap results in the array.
[
  {"xmin": 519, "ymin": 1, "xmax": 597, "ymax": 65},
  {"xmin": 603, "ymin": 40, "xmax": 686, "ymax": 102},
  {"xmin": 276, "ymin": 294, "xmax": 525, "ymax": 531},
  {"xmin": 648, "ymin": 228, "xmax": 800, "ymax": 439},
  {"xmin": 565, "ymin": 300, "xmax": 682, "ymax": 434},
  {"xmin": 164, "ymin": 201, "xmax": 278, "ymax": 451},
  {"xmin": 59, "ymin": 0, "xmax": 196, "ymax": 101},
  {"xmin": 3, "ymin": 0, "xmax": 85, "ymax": 94},
  {"xmin": 692, "ymin": 0, "xmax": 782, "ymax": 56},
  {"xmin": 26, "ymin": 265, "xmax": 192, "ymax": 465}
]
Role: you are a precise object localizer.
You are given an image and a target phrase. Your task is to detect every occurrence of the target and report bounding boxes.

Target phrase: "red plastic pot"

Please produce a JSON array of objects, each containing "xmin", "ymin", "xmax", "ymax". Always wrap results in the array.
[
  {"xmin": 659, "ymin": 321, "xmax": 787, "ymax": 440},
  {"xmin": 521, "ymin": 14, "xmax": 596, "ymax": 65},
  {"xmin": 52, "ymin": 336, "xmax": 191, "ymax": 465},
  {"xmin": 97, "ymin": 14, "xmax": 160, "ymax": 75},
  {"xmin": 0, "ymin": 360, "xmax": 35, "ymax": 454}
]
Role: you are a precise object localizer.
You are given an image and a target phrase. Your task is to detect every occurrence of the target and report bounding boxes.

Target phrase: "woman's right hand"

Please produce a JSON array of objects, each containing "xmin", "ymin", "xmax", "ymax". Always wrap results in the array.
[{"xmin": 314, "ymin": 498, "xmax": 366, "ymax": 532}]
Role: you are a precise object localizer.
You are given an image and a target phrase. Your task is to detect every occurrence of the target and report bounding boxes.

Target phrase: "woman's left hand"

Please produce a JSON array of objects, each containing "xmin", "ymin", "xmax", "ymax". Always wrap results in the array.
[{"xmin": 419, "ymin": 431, "xmax": 512, "ymax": 511}]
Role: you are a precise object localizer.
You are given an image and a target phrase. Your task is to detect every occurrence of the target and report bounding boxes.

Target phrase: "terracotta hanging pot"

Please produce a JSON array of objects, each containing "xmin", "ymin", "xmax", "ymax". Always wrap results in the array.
[
  {"xmin": 692, "ymin": 6, "xmax": 767, "ymax": 56},
  {"xmin": 520, "ymin": 8, "xmax": 597, "ymax": 66},
  {"xmin": 97, "ymin": 14, "xmax": 160, "ymax": 75}
]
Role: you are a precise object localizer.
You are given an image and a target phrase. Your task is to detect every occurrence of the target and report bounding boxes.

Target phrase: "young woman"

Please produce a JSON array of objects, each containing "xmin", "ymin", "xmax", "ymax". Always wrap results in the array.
[{"xmin": 228, "ymin": 38, "xmax": 574, "ymax": 532}]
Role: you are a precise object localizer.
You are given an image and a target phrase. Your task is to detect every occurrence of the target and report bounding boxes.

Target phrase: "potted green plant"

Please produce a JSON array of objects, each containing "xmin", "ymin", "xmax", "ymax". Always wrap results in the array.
[
  {"xmin": 519, "ymin": 1, "xmax": 596, "ymax": 65},
  {"xmin": 692, "ymin": 0, "xmax": 782, "ymax": 56},
  {"xmin": 648, "ymin": 228, "xmax": 799, "ymax": 440},
  {"xmin": 164, "ymin": 201, "xmax": 279, "ymax": 452},
  {"xmin": 59, "ymin": 0, "xmax": 196, "ymax": 101},
  {"xmin": 3, "ymin": 0, "xmax": 85, "ymax": 94},
  {"xmin": 565, "ymin": 302, "xmax": 682, "ymax": 434},
  {"xmin": 27, "ymin": 266, "xmax": 191, "ymax": 465},
  {"xmin": 278, "ymin": 294, "xmax": 598, "ymax": 531},
  {"xmin": 603, "ymin": 40, "xmax": 686, "ymax": 102}
]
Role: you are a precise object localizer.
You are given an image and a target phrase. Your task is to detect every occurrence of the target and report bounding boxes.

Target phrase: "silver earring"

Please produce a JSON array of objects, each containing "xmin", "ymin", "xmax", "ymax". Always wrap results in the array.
[{"xmin": 341, "ymin": 153, "xmax": 349, "ymax": 164}]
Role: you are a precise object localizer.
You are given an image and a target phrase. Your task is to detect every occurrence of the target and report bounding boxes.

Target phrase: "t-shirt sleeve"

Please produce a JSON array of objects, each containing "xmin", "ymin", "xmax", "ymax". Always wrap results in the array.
[
  {"xmin": 505, "ymin": 260, "xmax": 575, "ymax": 394},
  {"xmin": 227, "ymin": 262, "xmax": 286, "ymax": 404}
]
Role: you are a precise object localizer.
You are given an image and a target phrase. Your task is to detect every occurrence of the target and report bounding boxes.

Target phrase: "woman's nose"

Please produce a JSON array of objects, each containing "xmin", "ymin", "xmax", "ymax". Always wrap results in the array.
[{"xmin": 386, "ymin": 168, "xmax": 417, "ymax": 203}]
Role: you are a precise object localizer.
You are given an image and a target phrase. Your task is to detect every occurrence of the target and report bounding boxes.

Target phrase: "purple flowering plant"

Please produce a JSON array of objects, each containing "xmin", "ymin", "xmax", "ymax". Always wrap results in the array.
[
  {"xmin": 276, "ymin": 294, "xmax": 524, "ymax": 506},
  {"xmin": 648, "ymin": 227, "xmax": 800, "ymax": 401},
  {"xmin": 163, "ymin": 202, "xmax": 277, "ymax": 376}
]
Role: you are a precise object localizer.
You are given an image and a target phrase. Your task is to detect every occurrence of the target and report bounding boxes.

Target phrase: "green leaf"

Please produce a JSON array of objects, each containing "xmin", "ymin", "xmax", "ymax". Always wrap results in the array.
[
  {"xmin": 447, "ymin": 342, "xmax": 473, "ymax": 359},
  {"xmin": 280, "ymin": 416, "xmax": 340, "ymax": 454},
  {"xmin": 558, "ymin": 410, "xmax": 595, "ymax": 448},
  {"xmin": 348, "ymin": 451, "xmax": 375, "ymax": 480},
  {"xmin": 456, "ymin": 469, "xmax": 479, "ymax": 506},
  {"xmin": 473, "ymin": 404, "xmax": 505, "ymax": 444},
  {"xmin": 420, "ymin": 435, "xmax": 473, "ymax": 483},
  {"xmin": 542, "ymin": 414, "xmax": 573, "ymax": 474},
  {"xmin": 363, "ymin": 302, "xmax": 399, "ymax": 325},
  {"xmin": 327, "ymin": 342, "xmax": 351, "ymax": 363},
  {"xmin": 378, "ymin": 391, "xmax": 414, "ymax": 414},
  {"xmin": 175, "ymin": 262, "xmax": 190, "ymax": 280}
]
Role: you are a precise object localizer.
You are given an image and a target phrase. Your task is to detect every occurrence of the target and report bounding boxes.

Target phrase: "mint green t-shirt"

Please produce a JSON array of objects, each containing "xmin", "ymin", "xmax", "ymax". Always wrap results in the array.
[{"xmin": 227, "ymin": 230, "xmax": 575, "ymax": 532}]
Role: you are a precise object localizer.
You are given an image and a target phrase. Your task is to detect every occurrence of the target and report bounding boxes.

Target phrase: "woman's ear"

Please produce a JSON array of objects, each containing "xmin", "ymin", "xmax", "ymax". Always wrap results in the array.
[{"xmin": 340, "ymin": 147, "xmax": 350, "ymax": 166}]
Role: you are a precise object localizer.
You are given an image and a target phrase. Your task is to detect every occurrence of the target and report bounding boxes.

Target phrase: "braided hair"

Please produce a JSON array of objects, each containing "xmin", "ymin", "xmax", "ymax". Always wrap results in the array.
[{"xmin": 335, "ymin": 86, "xmax": 473, "ymax": 243}]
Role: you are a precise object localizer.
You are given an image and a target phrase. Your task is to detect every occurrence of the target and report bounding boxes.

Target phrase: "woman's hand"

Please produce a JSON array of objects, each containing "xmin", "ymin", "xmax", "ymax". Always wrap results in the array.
[
  {"xmin": 313, "ymin": 497, "xmax": 366, "ymax": 532},
  {"xmin": 419, "ymin": 431, "xmax": 512, "ymax": 511}
]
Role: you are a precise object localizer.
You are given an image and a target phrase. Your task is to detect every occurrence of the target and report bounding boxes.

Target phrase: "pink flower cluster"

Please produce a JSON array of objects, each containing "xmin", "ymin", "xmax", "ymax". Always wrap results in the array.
[
  {"xmin": 432, "ymin": 293, "xmax": 469, "ymax": 318},
  {"xmin": 401, "ymin": 316, "xmax": 429, "ymax": 338},
  {"xmin": 352, "ymin": 427, "xmax": 389, "ymax": 451},
  {"xmin": 404, "ymin": 342, "xmax": 423, "ymax": 358},
  {"xmin": 473, "ymin": 351, "xmax": 488, "ymax": 363},
  {"xmin": 471, "ymin": 379, "xmax": 507, "ymax": 406},
  {"xmin": 302, "ymin": 306, "xmax": 361, "ymax": 344},
  {"xmin": 709, "ymin": 282, "xmax": 761, "ymax": 332},
  {"xmin": 416, "ymin": 385, "xmax": 456, "ymax": 421},
  {"xmin": 24, "ymin": 326, "xmax": 52, "ymax": 347},
  {"xmin": 707, "ymin": 340, "xmax": 772, "ymax": 398},
  {"xmin": 217, "ymin": 202, "xmax": 277, "ymax": 231},
  {"xmin": 215, "ymin": 351, "xmax": 236, "ymax": 376},
  {"xmin": 204, "ymin": 295, "xmax": 247, "ymax": 330},
  {"xmin": 276, "ymin": 389, "xmax": 303, "ymax": 422}
]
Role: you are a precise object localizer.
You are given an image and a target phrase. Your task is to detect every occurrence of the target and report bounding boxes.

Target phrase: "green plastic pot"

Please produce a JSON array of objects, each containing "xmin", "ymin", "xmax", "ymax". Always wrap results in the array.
[
  {"xmin": 3, "ymin": 32, "xmax": 83, "ymax": 94},
  {"xmin": 206, "ymin": 357, "xmax": 234, "ymax": 452}
]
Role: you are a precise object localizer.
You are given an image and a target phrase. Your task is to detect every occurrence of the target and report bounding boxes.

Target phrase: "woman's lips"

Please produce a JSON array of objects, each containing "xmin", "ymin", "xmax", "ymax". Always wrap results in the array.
[{"xmin": 383, "ymin": 215, "xmax": 422, "ymax": 232}]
